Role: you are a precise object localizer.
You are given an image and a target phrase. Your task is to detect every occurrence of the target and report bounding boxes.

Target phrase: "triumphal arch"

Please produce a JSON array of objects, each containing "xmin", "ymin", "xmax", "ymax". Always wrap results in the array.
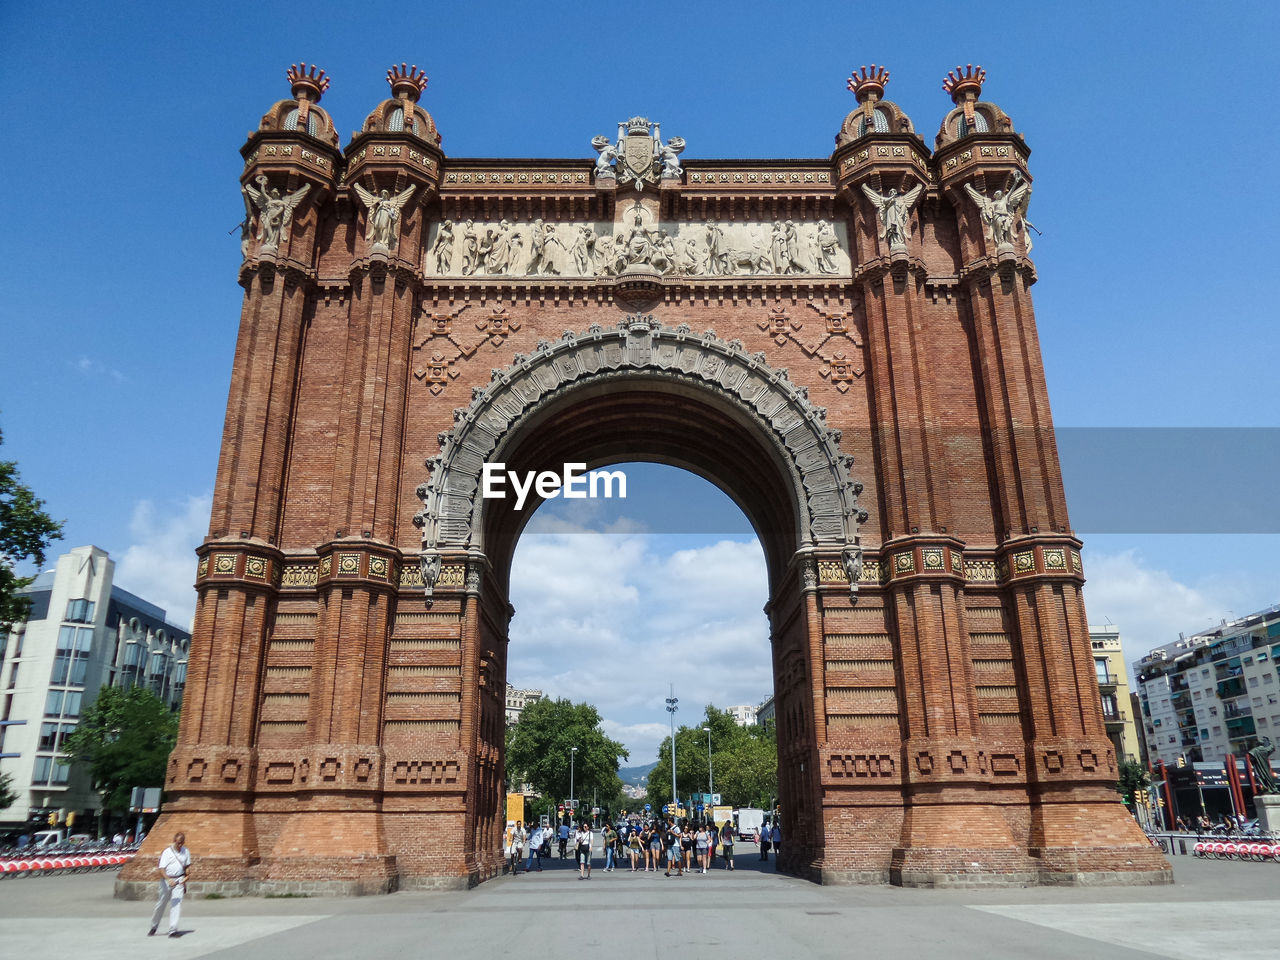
[{"xmin": 118, "ymin": 63, "xmax": 1169, "ymax": 895}]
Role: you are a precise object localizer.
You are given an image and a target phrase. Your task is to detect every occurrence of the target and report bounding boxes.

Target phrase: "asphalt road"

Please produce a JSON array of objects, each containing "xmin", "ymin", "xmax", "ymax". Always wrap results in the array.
[{"xmin": 1, "ymin": 853, "xmax": 1278, "ymax": 959}]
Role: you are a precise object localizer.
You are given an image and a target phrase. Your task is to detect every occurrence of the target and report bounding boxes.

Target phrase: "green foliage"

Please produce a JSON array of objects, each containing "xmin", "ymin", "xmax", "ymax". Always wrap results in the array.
[
  {"xmin": 0, "ymin": 426, "xmax": 64, "ymax": 630},
  {"xmin": 1116, "ymin": 757, "xmax": 1150, "ymax": 805},
  {"xmin": 60, "ymin": 685, "xmax": 178, "ymax": 812},
  {"xmin": 505, "ymin": 697, "xmax": 628, "ymax": 815},
  {"xmin": 646, "ymin": 705, "xmax": 776, "ymax": 811},
  {"xmin": 0, "ymin": 771, "xmax": 17, "ymax": 811}
]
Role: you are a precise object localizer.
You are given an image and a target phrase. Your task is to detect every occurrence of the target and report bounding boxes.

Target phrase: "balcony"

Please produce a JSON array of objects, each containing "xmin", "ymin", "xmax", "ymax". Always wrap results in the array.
[
  {"xmin": 1217, "ymin": 678, "xmax": 1246, "ymax": 699},
  {"xmin": 1169, "ymin": 675, "xmax": 1190, "ymax": 693},
  {"xmin": 1225, "ymin": 715, "xmax": 1256, "ymax": 738},
  {"xmin": 1223, "ymin": 703, "xmax": 1253, "ymax": 720},
  {"xmin": 1103, "ymin": 709, "xmax": 1127, "ymax": 729},
  {"xmin": 1096, "ymin": 671, "xmax": 1119, "ymax": 690}
]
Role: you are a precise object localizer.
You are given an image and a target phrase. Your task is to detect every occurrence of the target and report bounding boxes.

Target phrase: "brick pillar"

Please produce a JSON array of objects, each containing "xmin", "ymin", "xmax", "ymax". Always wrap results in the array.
[
  {"xmin": 945, "ymin": 156, "xmax": 1170, "ymax": 881},
  {"xmin": 848, "ymin": 172, "xmax": 1031, "ymax": 882}
]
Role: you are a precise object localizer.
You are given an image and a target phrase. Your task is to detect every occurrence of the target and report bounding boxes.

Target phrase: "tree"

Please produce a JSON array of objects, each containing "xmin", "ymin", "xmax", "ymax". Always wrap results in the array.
[
  {"xmin": 0, "ymin": 426, "xmax": 63, "ymax": 630},
  {"xmin": 505, "ymin": 697, "xmax": 628, "ymax": 817},
  {"xmin": 60, "ymin": 686, "xmax": 178, "ymax": 812},
  {"xmin": 646, "ymin": 705, "xmax": 777, "ymax": 812},
  {"xmin": 1116, "ymin": 757, "xmax": 1150, "ymax": 806},
  {"xmin": 0, "ymin": 770, "xmax": 17, "ymax": 811}
]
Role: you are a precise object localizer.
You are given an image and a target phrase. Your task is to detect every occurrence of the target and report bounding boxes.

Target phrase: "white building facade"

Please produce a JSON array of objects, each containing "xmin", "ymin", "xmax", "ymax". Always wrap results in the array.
[
  {"xmin": 0, "ymin": 546, "xmax": 190, "ymax": 836},
  {"xmin": 1134, "ymin": 604, "xmax": 1280, "ymax": 769}
]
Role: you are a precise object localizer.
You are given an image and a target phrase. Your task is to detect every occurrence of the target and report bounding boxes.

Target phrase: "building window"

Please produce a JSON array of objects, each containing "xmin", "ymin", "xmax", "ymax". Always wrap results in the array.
[
  {"xmin": 1202, "ymin": 669, "xmax": 1210, "ymax": 678},
  {"xmin": 1250, "ymin": 676, "xmax": 1260, "ymax": 687},
  {"xmin": 1193, "ymin": 691, "xmax": 1201, "ymax": 700},
  {"xmin": 1212, "ymin": 726, "xmax": 1222, "ymax": 735},
  {"xmin": 1201, "ymin": 728, "xmax": 1210, "ymax": 738},
  {"xmin": 1266, "ymin": 674, "xmax": 1274, "ymax": 684},
  {"xmin": 65, "ymin": 599, "xmax": 95, "ymax": 623}
]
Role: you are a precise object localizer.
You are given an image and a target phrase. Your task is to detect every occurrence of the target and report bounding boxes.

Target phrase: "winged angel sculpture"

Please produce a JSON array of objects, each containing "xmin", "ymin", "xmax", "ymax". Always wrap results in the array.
[
  {"xmin": 860, "ymin": 182, "xmax": 923, "ymax": 251},
  {"xmin": 243, "ymin": 175, "xmax": 311, "ymax": 253},
  {"xmin": 353, "ymin": 183, "xmax": 418, "ymax": 251},
  {"xmin": 963, "ymin": 175, "xmax": 1031, "ymax": 252}
]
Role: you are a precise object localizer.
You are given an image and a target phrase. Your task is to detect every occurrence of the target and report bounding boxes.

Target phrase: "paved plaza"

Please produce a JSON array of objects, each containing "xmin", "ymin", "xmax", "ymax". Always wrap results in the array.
[{"xmin": 1, "ymin": 853, "xmax": 1278, "ymax": 959}]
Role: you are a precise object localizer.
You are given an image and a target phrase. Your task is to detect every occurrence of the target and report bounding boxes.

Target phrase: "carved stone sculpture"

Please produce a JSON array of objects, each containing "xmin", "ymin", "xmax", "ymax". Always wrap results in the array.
[
  {"xmin": 526, "ymin": 220, "xmax": 564, "ymax": 275},
  {"xmin": 860, "ymin": 182, "xmax": 923, "ymax": 251},
  {"xmin": 353, "ymin": 183, "xmax": 417, "ymax": 251},
  {"xmin": 459, "ymin": 220, "xmax": 480, "ymax": 275},
  {"xmin": 704, "ymin": 220, "xmax": 727, "ymax": 276},
  {"xmin": 963, "ymin": 178, "xmax": 1029, "ymax": 252},
  {"xmin": 658, "ymin": 136, "xmax": 685, "ymax": 179},
  {"xmin": 816, "ymin": 220, "xmax": 840, "ymax": 273},
  {"xmin": 243, "ymin": 175, "xmax": 311, "ymax": 253},
  {"xmin": 591, "ymin": 135, "xmax": 620, "ymax": 178},
  {"xmin": 590, "ymin": 119, "xmax": 685, "ymax": 191},
  {"xmin": 431, "ymin": 219, "xmax": 455, "ymax": 273},
  {"xmin": 569, "ymin": 225, "xmax": 596, "ymax": 276}
]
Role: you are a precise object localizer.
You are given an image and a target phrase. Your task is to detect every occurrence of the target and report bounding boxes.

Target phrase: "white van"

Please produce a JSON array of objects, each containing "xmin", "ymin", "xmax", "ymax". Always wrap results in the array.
[{"xmin": 30, "ymin": 829, "xmax": 65, "ymax": 847}]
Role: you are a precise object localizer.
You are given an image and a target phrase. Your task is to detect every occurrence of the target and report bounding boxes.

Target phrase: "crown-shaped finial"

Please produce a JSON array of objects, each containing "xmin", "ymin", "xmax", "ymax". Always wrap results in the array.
[
  {"xmin": 847, "ymin": 65, "xmax": 890, "ymax": 103},
  {"xmin": 387, "ymin": 63, "xmax": 428, "ymax": 102},
  {"xmin": 942, "ymin": 64, "xmax": 986, "ymax": 103},
  {"xmin": 287, "ymin": 63, "xmax": 330, "ymax": 102}
]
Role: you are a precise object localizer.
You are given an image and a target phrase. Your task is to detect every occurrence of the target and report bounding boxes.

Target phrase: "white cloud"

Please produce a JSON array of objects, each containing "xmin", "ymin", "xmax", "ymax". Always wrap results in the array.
[
  {"xmin": 113, "ymin": 493, "xmax": 210, "ymax": 630},
  {"xmin": 1081, "ymin": 548, "xmax": 1266, "ymax": 671},
  {"xmin": 71, "ymin": 355, "xmax": 126, "ymax": 383},
  {"xmin": 509, "ymin": 533, "xmax": 771, "ymax": 766}
]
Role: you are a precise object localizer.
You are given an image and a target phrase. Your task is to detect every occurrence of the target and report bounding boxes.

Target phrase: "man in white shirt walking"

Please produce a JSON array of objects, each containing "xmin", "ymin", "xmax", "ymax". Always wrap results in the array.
[{"xmin": 148, "ymin": 832, "xmax": 192, "ymax": 938}]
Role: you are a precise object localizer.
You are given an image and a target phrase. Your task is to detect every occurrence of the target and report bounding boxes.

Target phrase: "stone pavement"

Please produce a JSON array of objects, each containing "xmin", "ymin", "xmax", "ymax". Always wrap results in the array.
[{"xmin": 2, "ymin": 854, "xmax": 1277, "ymax": 959}]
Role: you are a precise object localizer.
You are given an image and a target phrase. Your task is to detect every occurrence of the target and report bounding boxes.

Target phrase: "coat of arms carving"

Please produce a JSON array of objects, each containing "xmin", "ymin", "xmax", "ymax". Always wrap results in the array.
[{"xmin": 592, "ymin": 118, "xmax": 685, "ymax": 190}]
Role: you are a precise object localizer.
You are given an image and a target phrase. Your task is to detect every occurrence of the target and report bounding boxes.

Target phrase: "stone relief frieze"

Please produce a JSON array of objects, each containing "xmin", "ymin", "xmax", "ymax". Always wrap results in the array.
[{"xmin": 424, "ymin": 215, "xmax": 851, "ymax": 279}]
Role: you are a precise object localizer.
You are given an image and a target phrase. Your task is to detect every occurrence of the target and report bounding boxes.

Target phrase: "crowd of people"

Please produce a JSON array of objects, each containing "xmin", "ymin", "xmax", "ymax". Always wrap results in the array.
[{"xmin": 502, "ymin": 816, "xmax": 783, "ymax": 879}]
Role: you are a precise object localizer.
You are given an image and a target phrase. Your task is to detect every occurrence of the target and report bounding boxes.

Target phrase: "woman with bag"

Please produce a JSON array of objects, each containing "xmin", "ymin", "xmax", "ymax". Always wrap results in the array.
[{"xmin": 760, "ymin": 818, "xmax": 771, "ymax": 861}]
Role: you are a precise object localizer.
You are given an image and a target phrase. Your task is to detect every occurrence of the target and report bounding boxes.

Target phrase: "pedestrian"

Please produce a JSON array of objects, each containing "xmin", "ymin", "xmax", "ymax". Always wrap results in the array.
[
  {"xmin": 720, "ymin": 821, "xmax": 735, "ymax": 870},
  {"xmin": 575, "ymin": 821, "xmax": 593, "ymax": 879},
  {"xmin": 681, "ymin": 823, "xmax": 694, "ymax": 873},
  {"xmin": 628, "ymin": 825, "xmax": 642, "ymax": 871},
  {"xmin": 694, "ymin": 823, "xmax": 709, "ymax": 873},
  {"xmin": 148, "ymin": 831, "xmax": 191, "ymax": 938},
  {"xmin": 760, "ymin": 818, "xmax": 771, "ymax": 861},
  {"xmin": 558, "ymin": 820, "xmax": 570, "ymax": 859},
  {"xmin": 602, "ymin": 823, "xmax": 617, "ymax": 872},
  {"xmin": 665, "ymin": 820, "xmax": 683, "ymax": 877},
  {"xmin": 646, "ymin": 823, "xmax": 662, "ymax": 872},
  {"xmin": 770, "ymin": 820, "xmax": 781, "ymax": 863},
  {"xmin": 502, "ymin": 821, "xmax": 516, "ymax": 874},
  {"xmin": 525, "ymin": 824, "xmax": 544, "ymax": 872}
]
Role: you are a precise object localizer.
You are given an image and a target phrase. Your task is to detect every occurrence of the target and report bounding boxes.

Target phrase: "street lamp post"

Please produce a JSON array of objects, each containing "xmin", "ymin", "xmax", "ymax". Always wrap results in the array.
[
  {"xmin": 570, "ymin": 746, "xmax": 578, "ymax": 819},
  {"xmin": 703, "ymin": 725, "xmax": 713, "ymax": 799},
  {"xmin": 666, "ymin": 685, "xmax": 679, "ymax": 811}
]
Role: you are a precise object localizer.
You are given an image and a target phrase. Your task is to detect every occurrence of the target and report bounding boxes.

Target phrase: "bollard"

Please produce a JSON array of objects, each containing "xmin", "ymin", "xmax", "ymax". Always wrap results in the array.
[{"xmin": 1179, "ymin": 838, "xmax": 1187, "ymax": 855}]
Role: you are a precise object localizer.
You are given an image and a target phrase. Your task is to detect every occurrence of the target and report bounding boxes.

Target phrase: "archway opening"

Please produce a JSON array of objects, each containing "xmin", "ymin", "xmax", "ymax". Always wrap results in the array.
[{"xmin": 505, "ymin": 462, "xmax": 775, "ymax": 848}]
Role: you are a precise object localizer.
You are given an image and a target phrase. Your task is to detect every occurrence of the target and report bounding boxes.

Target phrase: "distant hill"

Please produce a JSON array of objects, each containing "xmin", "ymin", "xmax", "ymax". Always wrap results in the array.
[{"xmin": 618, "ymin": 761, "xmax": 657, "ymax": 786}]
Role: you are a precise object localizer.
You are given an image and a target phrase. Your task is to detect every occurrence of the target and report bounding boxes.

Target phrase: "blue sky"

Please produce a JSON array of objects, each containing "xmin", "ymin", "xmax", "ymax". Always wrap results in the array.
[{"xmin": 2, "ymin": 1, "xmax": 1277, "ymax": 761}]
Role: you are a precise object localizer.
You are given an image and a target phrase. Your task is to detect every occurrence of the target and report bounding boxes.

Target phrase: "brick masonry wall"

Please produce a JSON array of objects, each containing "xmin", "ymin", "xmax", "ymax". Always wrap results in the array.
[{"xmin": 118, "ymin": 99, "xmax": 1174, "ymax": 895}]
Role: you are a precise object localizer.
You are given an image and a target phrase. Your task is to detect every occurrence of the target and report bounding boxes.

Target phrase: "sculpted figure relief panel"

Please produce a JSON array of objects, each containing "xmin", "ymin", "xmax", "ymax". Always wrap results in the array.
[{"xmin": 424, "ymin": 215, "xmax": 852, "ymax": 279}]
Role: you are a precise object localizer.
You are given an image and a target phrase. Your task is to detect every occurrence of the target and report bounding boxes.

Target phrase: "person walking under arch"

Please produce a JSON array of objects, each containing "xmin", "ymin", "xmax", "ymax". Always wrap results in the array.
[
  {"xmin": 148, "ymin": 832, "xmax": 191, "ymax": 938},
  {"xmin": 575, "ymin": 821, "xmax": 593, "ymax": 879}
]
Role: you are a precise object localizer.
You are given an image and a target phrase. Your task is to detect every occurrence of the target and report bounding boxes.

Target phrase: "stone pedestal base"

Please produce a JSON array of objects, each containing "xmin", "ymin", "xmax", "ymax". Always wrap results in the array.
[{"xmin": 1255, "ymin": 794, "xmax": 1280, "ymax": 834}]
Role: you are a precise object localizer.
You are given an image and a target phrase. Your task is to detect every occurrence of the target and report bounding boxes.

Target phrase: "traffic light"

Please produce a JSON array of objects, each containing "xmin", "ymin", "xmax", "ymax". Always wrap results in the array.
[
  {"xmin": 48, "ymin": 812, "xmax": 57, "ymax": 826},
  {"xmin": 65, "ymin": 812, "xmax": 76, "ymax": 829},
  {"xmin": 1176, "ymin": 757, "xmax": 1186, "ymax": 768}
]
